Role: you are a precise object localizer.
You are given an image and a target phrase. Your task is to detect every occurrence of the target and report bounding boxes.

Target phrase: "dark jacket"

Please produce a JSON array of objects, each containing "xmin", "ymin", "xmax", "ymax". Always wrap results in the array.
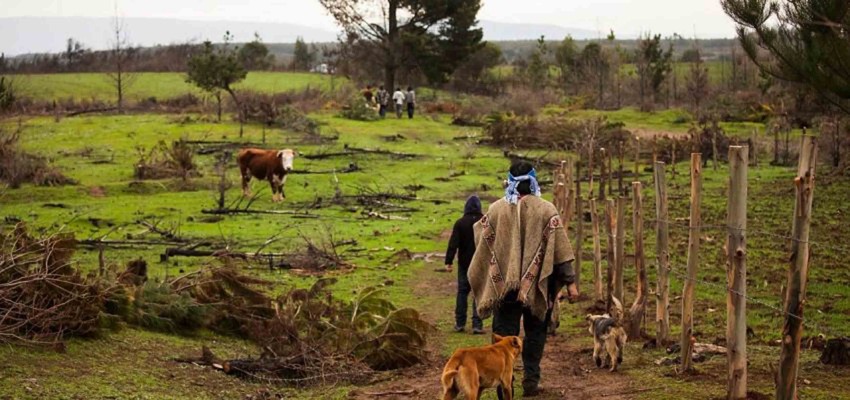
[{"xmin": 445, "ymin": 196, "xmax": 483, "ymax": 269}]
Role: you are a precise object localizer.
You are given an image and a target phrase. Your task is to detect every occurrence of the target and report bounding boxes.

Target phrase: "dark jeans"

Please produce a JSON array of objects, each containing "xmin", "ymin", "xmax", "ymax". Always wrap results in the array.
[
  {"xmin": 492, "ymin": 292, "xmax": 551, "ymax": 389},
  {"xmin": 379, "ymin": 104, "xmax": 387, "ymax": 118},
  {"xmin": 456, "ymin": 266, "xmax": 482, "ymax": 330},
  {"xmin": 407, "ymin": 103, "xmax": 415, "ymax": 119}
]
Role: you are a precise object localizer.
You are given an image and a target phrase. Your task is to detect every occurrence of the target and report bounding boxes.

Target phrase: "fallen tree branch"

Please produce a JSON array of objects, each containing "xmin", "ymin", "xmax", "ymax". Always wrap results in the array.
[
  {"xmin": 363, "ymin": 389, "xmax": 416, "ymax": 397},
  {"xmin": 201, "ymin": 208, "xmax": 319, "ymax": 218},
  {"xmin": 137, "ymin": 219, "xmax": 188, "ymax": 243},
  {"xmin": 66, "ymin": 107, "xmax": 117, "ymax": 117}
]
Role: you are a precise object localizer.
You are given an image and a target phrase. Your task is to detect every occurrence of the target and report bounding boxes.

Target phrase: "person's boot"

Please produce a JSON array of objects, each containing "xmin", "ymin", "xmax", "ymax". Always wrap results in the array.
[
  {"xmin": 453, "ymin": 325, "xmax": 464, "ymax": 333},
  {"xmin": 472, "ymin": 327, "xmax": 485, "ymax": 335},
  {"xmin": 522, "ymin": 382, "xmax": 543, "ymax": 397}
]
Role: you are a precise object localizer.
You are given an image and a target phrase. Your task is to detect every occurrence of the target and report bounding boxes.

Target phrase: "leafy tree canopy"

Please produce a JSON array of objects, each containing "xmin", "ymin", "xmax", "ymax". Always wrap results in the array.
[
  {"xmin": 319, "ymin": 0, "xmax": 483, "ymax": 89},
  {"xmin": 722, "ymin": 0, "xmax": 850, "ymax": 113}
]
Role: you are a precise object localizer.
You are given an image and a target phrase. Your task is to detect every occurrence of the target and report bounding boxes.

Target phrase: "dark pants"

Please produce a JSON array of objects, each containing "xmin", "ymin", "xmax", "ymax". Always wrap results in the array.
[
  {"xmin": 379, "ymin": 104, "xmax": 387, "ymax": 118},
  {"xmin": 492, "ymin": 292, "xmax": 551, "ymax": 389},
  {"xmin": 407, "ymin": 103, "xmax": 415, "ymax": 119},
  {"xmin": 456, "ymin": 266, "xmax": 482, "ymax": 330}
]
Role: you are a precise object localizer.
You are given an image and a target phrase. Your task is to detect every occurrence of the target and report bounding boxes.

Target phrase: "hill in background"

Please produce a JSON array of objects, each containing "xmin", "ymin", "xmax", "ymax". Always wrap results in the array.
[{"xmin": 3, "ymin": 16, "xmax": 611, "ymax": 56}]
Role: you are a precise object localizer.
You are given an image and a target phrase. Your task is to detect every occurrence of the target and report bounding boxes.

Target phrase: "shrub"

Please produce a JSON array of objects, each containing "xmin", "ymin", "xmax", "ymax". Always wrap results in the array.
[
  {"xmin": 133, "ymin": 140, "xmax": 198, "ymax": 181},
  {"xmin": 0, "ymin": 128, "xmax": 76, "ymax": 188},
  {"xmin": 340, "ymin": 95, "xmax": 380, "ymax": 121},
  {"xmin": 0, "ymin": 76, "xmax": 15, "ymax": 112}
]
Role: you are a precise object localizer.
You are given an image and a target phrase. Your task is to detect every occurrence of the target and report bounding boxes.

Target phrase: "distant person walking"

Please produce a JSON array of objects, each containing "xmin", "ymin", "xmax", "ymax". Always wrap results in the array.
[
  {"xmin": 376, "ymin": 85, "xmax": 389, "ymax": 118},
  {"xmin": 445, "ymin": 195, "xmax": 485, "ymax": 335},
  {"xmin": 405, "ymin": 86, "xmax": 416, "ymax": 119},
  {"xmin": 392, "ymin": 87, "xmax": 405, "ymax": 119}
]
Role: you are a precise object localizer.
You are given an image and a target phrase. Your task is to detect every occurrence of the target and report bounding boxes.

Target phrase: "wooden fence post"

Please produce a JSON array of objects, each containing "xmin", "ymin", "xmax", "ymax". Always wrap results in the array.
[
  {"xmin": 608, "ymin": 143, "xmax": 615, "ymax": 196},
  {"xmin": 618, "ymin": 140, "xmax": 625, "ymax": 196},
  {"xmin": 615, "ymin": 196, "xmax": 627, "ymax": 303},
  {"xmin": 605, "ymin": 198, "xmax": 617, "ymax": 310},
  {"xmin": 681, "ymin": 153, "xmax": 702, "ymax": 373},
  {"xmin": 574, "ymin": 161, "xmax": 583, "ymax": 289},
  {"xmin": 776, "ymin": 136, "xmax": 818, "ymax": 400},
  {"xmin": 566, "ymin": 159, "xmax": 575, "ymax": 224},
  {"xmin": 600, "ymin": 148, "xmax": 608, "ymax": 201},
  {"xmin": 591, "ymin": 198, "xmax": 604, "ymax": 302},
  {"xmin": 727, "ymin": 146, "xmax": 748, "ymax": 400},
  {"xmin": 627, "ymin": 182, "xmax": 647, "ymax": 338},
  {"xmin": 654, "ymin": 162, "xmax": 670, "ymax": 345},
  {"xmin": 634, "ymin": 137, "xmax": 641, "ymax": 181}
]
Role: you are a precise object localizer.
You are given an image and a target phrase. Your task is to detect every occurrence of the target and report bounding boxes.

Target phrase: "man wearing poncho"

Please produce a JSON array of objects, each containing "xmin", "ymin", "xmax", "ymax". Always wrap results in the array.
[{"xmin": 469, "ymin": 161, "xmax": 579, "ymax": 396}]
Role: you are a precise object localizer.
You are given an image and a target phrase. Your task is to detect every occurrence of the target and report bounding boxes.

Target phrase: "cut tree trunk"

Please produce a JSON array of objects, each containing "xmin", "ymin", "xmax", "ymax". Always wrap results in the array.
[
  {"xmin": 590, "ymin": 198, "xmax": 604, "ymax": 302},
  {"xmin": 626, "ymin": 182, "xmax": 647, "ymax": 339},
  {"xmin": 726, "ymin": 146, "xmax": 748, "ymax": 400},
  {"xmin": 575, "ymin": 195, "xmax": 584, "ymax": 288},
  {"xmin": 654, "ymin": 162, "xmax": 670, "ymax": 345},
  {"xmin": 605, "ymin": 199, "xmax": 617, "ymax": 310},
  {"xmin": 776, "ymin": 136, "xmax": 818, "ymax": 400},
  {"xmin": 614, "ymin": 196, "xmax": 626, "ymax": 303},
  {"xmin": 681, "ymin": 153, "xmax": 702, "ymax": 373}
]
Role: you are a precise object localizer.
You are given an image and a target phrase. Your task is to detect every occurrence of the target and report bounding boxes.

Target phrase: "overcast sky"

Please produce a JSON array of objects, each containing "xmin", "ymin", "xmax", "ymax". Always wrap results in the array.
[{"xmin": 1, "ymin": 0, "xmax": 737, "ymax": 38}]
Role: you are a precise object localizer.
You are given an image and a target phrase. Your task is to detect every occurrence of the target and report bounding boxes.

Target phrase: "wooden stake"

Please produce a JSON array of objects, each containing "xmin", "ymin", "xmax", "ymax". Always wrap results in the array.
[
  {"xmin": 634, "ymin": 137, "xmax": 641, "ymax": 181},
  {"xmin": 615, "ymin": 196, "xmax": 626, "ymax": 303},
  {"xmin": 618, "ymin": 140, "xmax": 625, "ymax": 196},
  {"xmin": 575, "ymin": 161, "xmax": 583, "ymax": 288},
  {"xmin": 590, "ymin": 198, "xmax": 604, "ymax": 302},
  {"xmin": 566, "ymin": 159, "xmax": 575, "ymax": 224},
  {"xmin": 600, "ymin": 148, "xmax": 608, "ymax": 201},
  {"xmin": 608, "ymin": 143, "xmax": 614, "ymax": 196},
  {"xmin": 727, "ymin": 146, "xmax": 748, "ymax": 399},
  {"xmin": 681, "ymin": 153, "xmax": 702, "ymax": 373},
  {"xmin": 654, "ymin": 162, "xmax": 670, "ymax": 345},
  {"xmin": 627, "ymin": 182, "xmax": 647, "ymax": 338},
  {"xmin": 776, "ymin": 136, "xmax": 818, "ymax": 400},
  {"xmin": 605, "ymin": 198, "xmax": 617, "ymax": 310},
  {"xmin": 588, "ymin": 144, "xmax": 595, "ymax": 197}
]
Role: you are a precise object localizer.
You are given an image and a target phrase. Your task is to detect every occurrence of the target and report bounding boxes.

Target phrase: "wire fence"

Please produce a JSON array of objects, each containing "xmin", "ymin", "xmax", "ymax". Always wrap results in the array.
[{"xmin": 629, "ymin": 217, "xmax": 849, "ymax": 339}]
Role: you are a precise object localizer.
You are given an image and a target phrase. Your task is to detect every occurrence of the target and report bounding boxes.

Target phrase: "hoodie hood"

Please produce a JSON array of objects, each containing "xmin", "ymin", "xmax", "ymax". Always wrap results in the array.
[{"xmin": 464, "ymin": 195, "xmax": 482, "ymax": 215}]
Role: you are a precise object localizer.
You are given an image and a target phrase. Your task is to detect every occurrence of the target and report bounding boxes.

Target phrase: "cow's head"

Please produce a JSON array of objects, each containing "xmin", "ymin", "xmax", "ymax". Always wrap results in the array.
[{"xmin": 277, "ymin": 149, "xmax": 296, "ymax": 171}]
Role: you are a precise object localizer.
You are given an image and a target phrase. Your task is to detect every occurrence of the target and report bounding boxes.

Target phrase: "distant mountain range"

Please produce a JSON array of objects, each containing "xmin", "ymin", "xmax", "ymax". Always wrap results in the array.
[{"xmin": 1, "ymin": 17, "xmax": 605, "ymax": 56}]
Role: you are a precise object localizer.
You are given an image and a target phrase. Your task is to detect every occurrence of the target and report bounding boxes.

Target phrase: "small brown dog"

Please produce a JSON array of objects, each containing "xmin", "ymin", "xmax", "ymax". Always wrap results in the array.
[
  {"xmin": 440, "ymin": 334, "xmax": 523, "ymax": 400},
  {"xmin": 586, "ymin": 296, "xmax": 628, "ymax": 372}
]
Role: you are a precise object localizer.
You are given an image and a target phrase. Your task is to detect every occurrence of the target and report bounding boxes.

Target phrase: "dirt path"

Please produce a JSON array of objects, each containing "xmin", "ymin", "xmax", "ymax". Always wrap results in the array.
[{"xmin": 349, "ymin": 258, "xmax": 635, "ymax": 399}]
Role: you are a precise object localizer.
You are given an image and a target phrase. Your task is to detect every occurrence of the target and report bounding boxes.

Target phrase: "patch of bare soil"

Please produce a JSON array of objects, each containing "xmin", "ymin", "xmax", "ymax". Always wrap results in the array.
[
  {"xmin": 347, "ymin": 332, "xmax": 637, "ymax": 399},
  {"xmin": 350, "ymin": 260, "xmax": 636, "ymax": 399}
]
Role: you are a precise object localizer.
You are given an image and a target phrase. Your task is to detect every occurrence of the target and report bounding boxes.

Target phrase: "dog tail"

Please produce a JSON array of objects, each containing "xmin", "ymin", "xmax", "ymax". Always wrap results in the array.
[
  {"xmin": 610, "ymin": 296, "xmax": 624, "ymax": 323},
  {"xmin": 440, "ymin": 361, "xmax": 460, "ymax": 396}
]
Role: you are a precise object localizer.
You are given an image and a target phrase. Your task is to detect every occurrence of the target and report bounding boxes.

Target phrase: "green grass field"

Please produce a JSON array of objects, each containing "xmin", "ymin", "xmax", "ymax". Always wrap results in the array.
[
  {"xmin": 8, "ymin": 71, "xmax": 342, "ymax": 103},
  {"xmin": 1, "ymin": 101, "xmax": 848, "ymax": 397},
  {"xmin": 492, "ymin": 60, "xmax": 735, "ymax": 86}
]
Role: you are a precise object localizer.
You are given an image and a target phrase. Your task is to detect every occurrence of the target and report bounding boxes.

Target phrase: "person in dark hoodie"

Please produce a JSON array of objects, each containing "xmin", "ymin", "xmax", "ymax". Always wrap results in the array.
[{"xmin": 445, "ymin": 195, "xmax": 485, "ymax": 334}]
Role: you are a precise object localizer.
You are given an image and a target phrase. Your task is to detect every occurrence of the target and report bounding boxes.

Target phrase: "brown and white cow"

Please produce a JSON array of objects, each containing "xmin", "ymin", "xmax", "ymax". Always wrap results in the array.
[{"xmin": 237, "ymin": 148, "xmax": 296, "ymax": 202}]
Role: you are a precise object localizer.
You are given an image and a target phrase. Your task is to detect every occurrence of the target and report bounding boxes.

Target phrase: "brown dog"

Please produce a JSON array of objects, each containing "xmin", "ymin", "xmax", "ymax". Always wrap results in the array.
[{"xmin": 440, "ymin": 334, "xmax": 523, "ymax": 400}]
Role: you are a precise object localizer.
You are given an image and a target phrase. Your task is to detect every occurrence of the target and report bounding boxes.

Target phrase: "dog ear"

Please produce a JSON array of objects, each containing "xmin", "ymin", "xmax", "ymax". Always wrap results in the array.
[
  {"xmin": 492, "ymin": 334, "xmax": 504, "ymax": 343},
  {"xmin": 511, "ymin": 336, "xmax": 522, "ymax": 349}
]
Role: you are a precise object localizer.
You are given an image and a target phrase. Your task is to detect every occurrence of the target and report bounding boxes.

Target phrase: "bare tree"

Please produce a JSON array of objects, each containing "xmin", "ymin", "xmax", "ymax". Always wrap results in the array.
[
  {"xmin": 685, "ymin": 47, "xmax": 709, "ymax": 119},
  {"xmin": 106, "ymin": 14, "xmax": 137, "ymax": 113}
]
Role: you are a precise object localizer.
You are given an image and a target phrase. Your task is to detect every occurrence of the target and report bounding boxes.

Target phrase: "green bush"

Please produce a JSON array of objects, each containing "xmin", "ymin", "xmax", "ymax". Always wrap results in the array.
[{"xmin": 340, "ymin": 96, "xmax": 380, "ymax": 121}]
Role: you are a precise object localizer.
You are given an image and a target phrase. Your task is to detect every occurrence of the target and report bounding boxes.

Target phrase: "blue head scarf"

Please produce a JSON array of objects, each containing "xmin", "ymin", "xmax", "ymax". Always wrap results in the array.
[{"xmin": 504, "ymin": 168, "xmax": 541, "ymax": 204}]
